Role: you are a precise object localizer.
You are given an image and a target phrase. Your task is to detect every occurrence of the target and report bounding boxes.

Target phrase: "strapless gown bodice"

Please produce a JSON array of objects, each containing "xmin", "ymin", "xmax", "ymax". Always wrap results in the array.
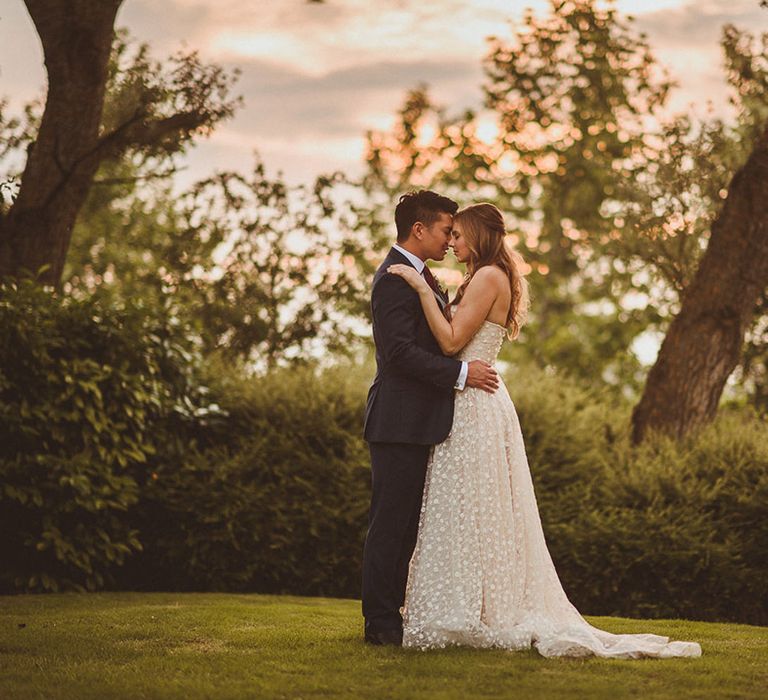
[{"xmin": 456, "ymin": 320, "xmax": 506, "ymax": 365}]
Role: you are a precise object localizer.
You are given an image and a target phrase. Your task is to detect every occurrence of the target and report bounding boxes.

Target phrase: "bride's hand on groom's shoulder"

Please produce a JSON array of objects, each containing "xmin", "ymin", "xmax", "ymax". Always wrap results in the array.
[{"xmin": 388, "ymin": 264, "xmax": 429, "ymax": 293}]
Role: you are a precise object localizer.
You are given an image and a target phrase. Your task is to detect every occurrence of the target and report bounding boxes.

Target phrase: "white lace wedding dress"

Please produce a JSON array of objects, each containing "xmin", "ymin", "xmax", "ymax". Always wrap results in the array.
[{"xmin": 402, "ymin": 320, "xmax": 702, "ymax": 659}]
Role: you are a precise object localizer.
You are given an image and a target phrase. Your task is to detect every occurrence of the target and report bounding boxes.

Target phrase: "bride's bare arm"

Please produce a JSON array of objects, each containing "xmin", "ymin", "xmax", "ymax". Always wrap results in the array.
[{"xmin": 387, "ymin": 265, "xmax": 500, "ymax": 354}]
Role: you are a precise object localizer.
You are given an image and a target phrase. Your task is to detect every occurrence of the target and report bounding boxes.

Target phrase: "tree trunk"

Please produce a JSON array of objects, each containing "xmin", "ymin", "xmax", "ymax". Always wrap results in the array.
[
  {"xmin": 0, "ymin": 0, "xmax": 123, "ymax": 287},
  {"xmin": 631, "ymin": 124, "xmax": 768, "ymax": 443}
]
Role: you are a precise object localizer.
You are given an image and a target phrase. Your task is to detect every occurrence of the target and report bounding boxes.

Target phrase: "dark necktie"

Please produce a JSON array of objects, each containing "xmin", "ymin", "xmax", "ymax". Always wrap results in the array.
[{"xmin": 422, "ymin": 265, "xmax": 440, "ymax": 296}]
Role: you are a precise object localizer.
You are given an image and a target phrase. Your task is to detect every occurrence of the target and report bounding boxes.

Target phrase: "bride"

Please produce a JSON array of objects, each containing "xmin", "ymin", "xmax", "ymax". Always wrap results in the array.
[{"xmin": 387, "ymin": 202, "xmax": 702, "ymax": 659}]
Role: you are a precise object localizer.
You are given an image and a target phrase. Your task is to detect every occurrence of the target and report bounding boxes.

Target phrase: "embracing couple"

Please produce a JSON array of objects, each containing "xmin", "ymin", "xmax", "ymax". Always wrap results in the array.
[{"xmin": 361, "ymin": 190, "xmax": 701, "ymax": 659}]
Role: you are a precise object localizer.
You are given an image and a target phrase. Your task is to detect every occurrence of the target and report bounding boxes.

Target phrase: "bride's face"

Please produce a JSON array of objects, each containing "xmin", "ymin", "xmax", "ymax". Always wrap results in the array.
[{"xmin": 450, "ymin": 222, "xmax": 471, "ymax": 263}]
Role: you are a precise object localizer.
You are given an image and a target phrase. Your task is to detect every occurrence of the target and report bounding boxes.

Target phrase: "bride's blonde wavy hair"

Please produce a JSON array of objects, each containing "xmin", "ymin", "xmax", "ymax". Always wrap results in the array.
[{"xmin": 453, "ymin": 203, "xmax": 530, "ymax": 339}]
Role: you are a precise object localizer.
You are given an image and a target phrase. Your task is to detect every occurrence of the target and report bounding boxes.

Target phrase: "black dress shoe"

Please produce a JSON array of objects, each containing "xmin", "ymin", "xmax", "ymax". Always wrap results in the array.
[{"xmin": 364, "ymin": 628, "xmax": 403, "ymax": 646}]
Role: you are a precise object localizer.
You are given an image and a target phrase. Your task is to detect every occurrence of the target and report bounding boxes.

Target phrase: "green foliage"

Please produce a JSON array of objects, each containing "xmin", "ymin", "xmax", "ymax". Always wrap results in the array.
[
  {"xmin": 171, "ymin": 166, "xmax": 369, "ymax": 367},
  {"xmin": 507, "ymin": 367, "xmax": 768, "ymax": 624},
  {"xmin": 2, "ymin": 296, "xmax": 765, "ymax": 623},
  {"xmin": 115, "ymin": 360, "xmax": 766, "ymax": 625},
  {"xmin": 363, "ymin": 0, "xmax": 675, "ymax": 387},
  {"xmin": 609, "ymin": 24, "xmax": 768, "ymax": 322},
  {"xmin": 66, "ymin": 159, "xmax": 372, "ymax": 368},
  {"xmin": 55, "ymin": 32, "xmax": 373, "ymax": 369},
  {"xmin": 0, "ymin": 279, "xmax": 216, "ymax": 593},
  {"xmin": 60, "ymin": 28, "xmax": 243, "ymax": 302},
  {"xmin": 100, "ymin": 28, "xmax": 242, "ymax": 166},
  {"xmin": 121, "ymin": 361, "xmax": 371, "ymax": 596},
  {"xmin": 362, "ymin": 2, "xmax": 768, "ymax": 405}
]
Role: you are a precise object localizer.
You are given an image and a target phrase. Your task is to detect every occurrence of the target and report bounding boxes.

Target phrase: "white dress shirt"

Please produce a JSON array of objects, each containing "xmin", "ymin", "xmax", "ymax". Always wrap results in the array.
[{"xmin": 392, "ymin": 244, "xmax": 468, "ymax": 391}]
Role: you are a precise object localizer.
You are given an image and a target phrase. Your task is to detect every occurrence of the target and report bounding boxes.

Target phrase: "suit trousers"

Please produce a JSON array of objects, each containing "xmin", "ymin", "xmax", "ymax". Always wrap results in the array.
[{"xmin": 362, "ymin": 441, "xmax": 431, "ymax": 632}]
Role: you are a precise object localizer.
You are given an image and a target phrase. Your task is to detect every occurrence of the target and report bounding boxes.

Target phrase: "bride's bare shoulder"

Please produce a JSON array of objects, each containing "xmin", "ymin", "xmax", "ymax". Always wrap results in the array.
[{"xmin": 468, "ymin": 265, "xmax": 507, "ymax": 291}]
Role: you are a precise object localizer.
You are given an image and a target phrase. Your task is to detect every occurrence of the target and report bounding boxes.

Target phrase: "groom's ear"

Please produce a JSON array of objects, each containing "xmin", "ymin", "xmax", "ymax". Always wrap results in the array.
[{"xmin": 412, "ymin": 221, "xmax": 424, "ymax": 240}]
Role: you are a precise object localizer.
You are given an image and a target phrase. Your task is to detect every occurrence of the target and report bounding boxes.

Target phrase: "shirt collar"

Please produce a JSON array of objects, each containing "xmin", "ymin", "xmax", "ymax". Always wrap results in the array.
[{"xmin": 392, "ymin": 244, "xmax": 425, "ymax": 273}]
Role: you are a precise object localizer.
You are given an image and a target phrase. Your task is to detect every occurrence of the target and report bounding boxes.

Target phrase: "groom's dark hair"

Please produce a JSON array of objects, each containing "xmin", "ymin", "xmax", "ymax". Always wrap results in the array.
[{"xmin": 395, "ymin": 190, "xmax": 458, "ymax": 243}]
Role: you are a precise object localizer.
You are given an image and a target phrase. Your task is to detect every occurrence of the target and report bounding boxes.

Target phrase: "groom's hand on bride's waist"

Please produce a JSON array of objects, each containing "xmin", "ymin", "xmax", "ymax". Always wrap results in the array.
[{"xmin": 465, "ymin": 360, "xmax": 499, "ymax": 393}]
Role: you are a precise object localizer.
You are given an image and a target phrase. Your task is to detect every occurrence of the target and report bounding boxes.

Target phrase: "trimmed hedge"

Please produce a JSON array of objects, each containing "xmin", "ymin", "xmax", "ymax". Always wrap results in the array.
[
  {"xmin": 0, "ymin": 281, "xmax": 216, "ymax": 592},
  {"xmin": 508, "ymin": 366, "xmax": 768, "ymax": 624},
  {"xmin": 2, "ymin": 284, "xmax": 766, "ymax": 624},
  {"xmin": 120, "ymin": 360, "xmax": 370, "ymax": 596},
  {"xmin": 116, "ymin": 359, "xmax": 768, "ymax": 625}
]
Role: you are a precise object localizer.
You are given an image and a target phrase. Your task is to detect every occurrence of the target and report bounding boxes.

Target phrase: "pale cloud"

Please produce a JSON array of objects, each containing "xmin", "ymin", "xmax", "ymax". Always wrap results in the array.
[
  {"xmin": 615, "ymin": 0, "xmax": 692, "ymax": 12},
  {"xmin": 228, "ymin": 57, "xmax": 481, "ymax": 135},
  {"xmin": 633, "ymin": 0, "xmax": 767, "ymax": 117},
  {"xmin": 121, "ymin": 0, "xmax": 708, "ymax": 77},
  {"xmin": 126, "ymin": 0, "xmax": 552, "ymax": 75}
]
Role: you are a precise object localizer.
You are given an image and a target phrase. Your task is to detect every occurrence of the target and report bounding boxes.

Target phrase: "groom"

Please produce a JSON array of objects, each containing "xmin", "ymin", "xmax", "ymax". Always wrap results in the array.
[{"xmin": 361, "ymin": 190, "xmax": 499, "ymax": 645}]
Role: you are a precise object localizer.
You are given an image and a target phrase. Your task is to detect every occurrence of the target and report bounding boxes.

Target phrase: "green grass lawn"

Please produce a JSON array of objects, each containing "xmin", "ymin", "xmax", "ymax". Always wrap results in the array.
[{"xmin": 0, "ymin": 593, "xmax": 765, "ymax": 699}]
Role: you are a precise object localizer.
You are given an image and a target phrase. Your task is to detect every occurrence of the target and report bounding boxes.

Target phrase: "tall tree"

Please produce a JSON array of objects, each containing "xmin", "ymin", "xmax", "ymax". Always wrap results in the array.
[
  {"xmin": 0, "ymin": 0, "xmax": 122, "ymax": 285},
  {"xmin": 0, "ymin": 1, "xmax": 238, "ymax": 287},
  {"xmin": 177, "ymin": 165, "xmax": 367, "ymax": 367},
  {"xmin": 365, "ymin": 2, "xmax": 768, "ymax": 422},
  {"xmin": 363, "ymin": 0, "xmax": 672, "ymax": 386},
  {"xmin": 631, "ymin": 125, "xmax": 768, "ymax": 442},
  {"xmin": 63, "ymin": 152, "xmax": 371, "ymax": 368},
  {"xmin": 630, "ymin": 21, "xmax": 768, "ymax": 441}
]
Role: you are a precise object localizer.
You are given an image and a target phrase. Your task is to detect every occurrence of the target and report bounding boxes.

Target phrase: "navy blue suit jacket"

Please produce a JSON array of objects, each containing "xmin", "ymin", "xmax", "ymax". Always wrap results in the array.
[{"xmin": 363, "ymin": 248, "xmax": 462, "ymax": 445}]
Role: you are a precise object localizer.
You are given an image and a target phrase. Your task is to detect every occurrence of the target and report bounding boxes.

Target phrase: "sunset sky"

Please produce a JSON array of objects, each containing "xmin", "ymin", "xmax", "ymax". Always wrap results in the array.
[{"xmin": 1, "ymin": 0, "xmax": 765, "ymax": 187}]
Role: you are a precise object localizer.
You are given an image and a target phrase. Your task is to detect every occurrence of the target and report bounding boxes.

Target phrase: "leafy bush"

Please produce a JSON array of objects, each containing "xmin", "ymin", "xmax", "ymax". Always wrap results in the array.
[
  {"xmin": 0, "ymin": 280, "xmax": 214, "ymax": 592},
  {"xmin": 3, "ymin": 285, "xmax": 766, "ymax": 626},
  {"xmin": 543, "ymin": 410, "xmax": 768, "ymax": 624},
  {"xmin": 507, "ymin": 364, "xmax": 768, "ymax": 624},
  {"xmin": 115, "ymin": 357, "xmax": 768, "ymax": 625},
  {"xmin": 120, "ymin": 359, "xmax": 371, "ymax": 597}
]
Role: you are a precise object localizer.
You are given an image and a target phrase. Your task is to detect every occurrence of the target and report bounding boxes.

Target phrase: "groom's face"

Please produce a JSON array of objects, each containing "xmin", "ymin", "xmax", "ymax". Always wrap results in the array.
[{"xmin": 418, "ymin": 212, "xmax": 453, "ymax": 261}]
